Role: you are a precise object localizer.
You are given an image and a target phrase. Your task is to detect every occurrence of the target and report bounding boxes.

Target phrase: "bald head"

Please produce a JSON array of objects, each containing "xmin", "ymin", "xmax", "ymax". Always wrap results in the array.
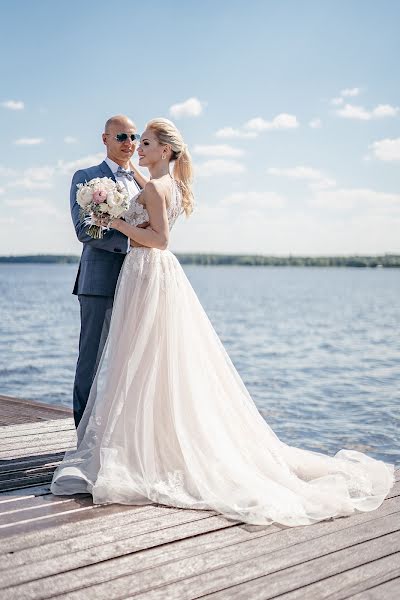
[
  {"xmin": 104, "ymin": 114, "xmax": 136, "ymax": 133},
  {"xmin": 102, "ymin": 115, "xmax": 138, "ymax": 168}
]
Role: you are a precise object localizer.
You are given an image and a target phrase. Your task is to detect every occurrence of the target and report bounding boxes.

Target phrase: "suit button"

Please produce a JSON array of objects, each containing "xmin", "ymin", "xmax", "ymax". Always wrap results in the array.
[{"xmin": 114, "ymin": 248, "xmax": 121, "ymax": 253}]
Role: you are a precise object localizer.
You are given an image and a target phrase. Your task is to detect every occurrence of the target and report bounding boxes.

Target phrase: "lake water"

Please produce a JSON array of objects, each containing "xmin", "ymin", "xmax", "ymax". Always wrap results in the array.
[{"xmin": 0, "ymin": 263, "xmax": 399, "ymax": 466}]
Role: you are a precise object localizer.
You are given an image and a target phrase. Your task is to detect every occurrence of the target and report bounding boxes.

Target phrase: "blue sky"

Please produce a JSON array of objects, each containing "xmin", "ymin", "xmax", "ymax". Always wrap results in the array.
[{"xmin": 0, "ymin": 0, "xmax": 399, "ymax": 255}]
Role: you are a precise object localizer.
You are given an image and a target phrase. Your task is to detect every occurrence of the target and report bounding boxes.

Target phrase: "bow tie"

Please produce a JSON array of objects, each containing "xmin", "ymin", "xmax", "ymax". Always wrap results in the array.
[{"xmin": 116, "ymin": 167, "xmax": 135, "ymax": 181}]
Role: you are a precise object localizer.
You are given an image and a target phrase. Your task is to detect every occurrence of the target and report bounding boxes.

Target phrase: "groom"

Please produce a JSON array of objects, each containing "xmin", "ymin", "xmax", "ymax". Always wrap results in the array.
[{"xmin": 70, "ymin": 115, "xmax": 146, "ymax": 428}]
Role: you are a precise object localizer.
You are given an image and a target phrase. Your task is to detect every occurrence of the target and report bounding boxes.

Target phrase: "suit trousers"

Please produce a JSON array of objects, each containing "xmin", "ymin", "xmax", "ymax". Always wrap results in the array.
[{"xmin": 73, "ymin": 294, "xmax": 114, "ymax": 428}]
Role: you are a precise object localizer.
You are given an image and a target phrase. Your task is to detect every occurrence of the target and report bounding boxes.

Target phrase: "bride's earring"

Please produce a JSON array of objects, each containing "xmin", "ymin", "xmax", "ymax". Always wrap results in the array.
[{"xmin": 162, "ymin": 153, "xmax": 166, "ymax": 160}]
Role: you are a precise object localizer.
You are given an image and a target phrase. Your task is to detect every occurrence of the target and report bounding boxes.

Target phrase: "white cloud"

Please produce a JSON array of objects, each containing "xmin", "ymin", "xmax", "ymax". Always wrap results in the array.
[
  {"xmin": 195, "ymin": 159, "xmax": 246, "ymax": 177},
  {"xmin": 215, "ymin": 113, "xmax": 298, "ymax": 139},
  {"xmin": 245, "ymin": 113, "xmax": 299, "ymax": 132},
  {"xmin": 215, "ymin": 127, "xmax": 257, "ymax": 139},
  {"xmin": 64, "ymin": 136, "xmax": 78, "ymax": 144},
  {"xmin": 221, "ymin": 191, "xmax": 286, "ymax": 209},
  {"xmin": 25, "ymin": 166, "xmax": 55, "ymax": 180},
  {"xmin": 372, "ymin": 104, "xmax": 399, "ymax": 117},
  {"xmin": 330, "ymin": 87, "xmax": 361, "ymax": 108},
  {"xmin": 169, "ymin": 97, "xmax": 205, "ymax": 118},
  {"xmin": 268, "ymin": 166, "xmax": 336, "ymax": 189},
  {"xmin": 193, "ymin": 144, "xmax": 244, "ymax": 158},
  {"xmin": 369, "ymin": 137, "xmax": 400, "ymax": 161},
  {"xmin": 336, "ymin": 103, "xmax": 399, "ymax": 120},
  {"xmin": 57, "ymin": 153, "xmax": 104, "ymax": 175},
  {"xmin": 0, "ymin": 166, "xmax": 17, "ymax": 177},
  {"xmin": 309, "ymin": 118, "xmax": 322, "ymax": 128},
  {"xmin": 3, "ymin": 196, "xmax": 63, "ymax": 217},
  {"xmin": 14, "ymin": 138, "xmax": 44, "ymax": 146},
  {"xmin": 336, "ymin": 104, "xmax": 370, "ymax": 120},
  {"xmin": 7, "ymin": 166, "xmax": 55, "ymax": 190},
  {"xmin": 0, "ymin": 187, "xmax": 4, "ymax": 195},
  {"xmin": 341, "ymin": 87, "xmax": 361, "ymax": 97},
  {"xmin": 309, "ymin": 187, "xmax": 400, "ymax": 211},
  {"xmin": 1, "ymin": 100, "xmax": 24, "ymax": 110}
]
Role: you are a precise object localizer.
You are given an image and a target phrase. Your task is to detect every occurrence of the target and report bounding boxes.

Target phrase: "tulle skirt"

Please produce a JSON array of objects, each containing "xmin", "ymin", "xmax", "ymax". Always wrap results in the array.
[{"xmin": 50, "ymin": 248, "xmax": 395, "ymax": 526}]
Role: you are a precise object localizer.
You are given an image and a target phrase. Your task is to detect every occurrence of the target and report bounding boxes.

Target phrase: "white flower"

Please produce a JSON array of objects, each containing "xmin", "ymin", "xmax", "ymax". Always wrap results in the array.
[
  {"xmin": 109, "ymin": 204, "xmax": 125, "ymax": 218},
  {"xmin": 88, "ymin": 177, "xmax": 102, "ymax": 187},
  {"xmin": 112, "ymin": 191, "xmax": 128, "ymax": 206},
  {"xmin": 98, "ymin": 202, "xmax": 109, "ymax": 213},
  {"xmin": 101, "ymin": 177, "xmax": 117, "ymax": 192},
  {"xmin": 77, "ymin": 186, "xmax": 94, "ymax": 208}
]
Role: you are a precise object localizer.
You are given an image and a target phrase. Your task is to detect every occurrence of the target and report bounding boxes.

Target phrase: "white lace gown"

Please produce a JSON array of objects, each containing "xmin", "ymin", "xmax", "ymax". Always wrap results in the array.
[{"xmin": 51, "ymin": 180, "xmax": 395, "ymax": 526}]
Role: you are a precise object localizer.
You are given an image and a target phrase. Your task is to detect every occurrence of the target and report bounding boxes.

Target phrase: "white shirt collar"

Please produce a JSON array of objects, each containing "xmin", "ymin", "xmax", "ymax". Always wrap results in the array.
[{"xmin": 104, "ymin": 156, "xmax": 122, "ymax": 175}]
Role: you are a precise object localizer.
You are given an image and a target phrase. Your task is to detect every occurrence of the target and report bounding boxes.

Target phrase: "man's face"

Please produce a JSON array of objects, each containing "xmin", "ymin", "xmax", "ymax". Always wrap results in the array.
[{"xmin": 102, "ymin": 118, "xmax": 138, "ymax": 165}]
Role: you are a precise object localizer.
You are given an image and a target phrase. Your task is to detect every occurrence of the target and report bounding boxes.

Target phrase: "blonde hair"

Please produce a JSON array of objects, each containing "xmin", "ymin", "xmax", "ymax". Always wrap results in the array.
[{"xmin": 146, "ymin": 118, "xmax": 194, "ymax": 215}]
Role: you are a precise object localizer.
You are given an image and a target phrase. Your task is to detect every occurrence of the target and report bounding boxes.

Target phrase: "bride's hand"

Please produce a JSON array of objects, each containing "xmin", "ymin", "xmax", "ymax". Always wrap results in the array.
[
  {"xmin": 131, "ymin": 221, "xmax": 151, "ymax": 247},
  {"xmin": 92, "ymin": 214, "xmax": 110, "ymax": 227},
  {"xmin": 109, "ymin": 218, "xmax": 123, "ymax": 230}
]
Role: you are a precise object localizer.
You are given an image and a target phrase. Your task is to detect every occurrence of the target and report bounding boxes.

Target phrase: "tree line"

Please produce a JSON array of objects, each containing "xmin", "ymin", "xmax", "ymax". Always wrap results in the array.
[{"xmin": 0, "ymin": 254, "xmax": 399, "ymax": 267}]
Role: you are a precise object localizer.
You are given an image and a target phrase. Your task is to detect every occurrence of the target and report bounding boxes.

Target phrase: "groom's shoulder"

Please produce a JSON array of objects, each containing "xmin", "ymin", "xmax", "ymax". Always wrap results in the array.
[{"xmin": 72, "ymin": 162, "xmax": 105, "ymax": 182}]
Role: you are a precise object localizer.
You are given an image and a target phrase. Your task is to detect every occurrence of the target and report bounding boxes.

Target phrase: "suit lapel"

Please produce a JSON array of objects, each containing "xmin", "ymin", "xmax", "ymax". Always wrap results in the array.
[
  {"xmin": 99, "ymin": 159, "xmax": 142, "ymax": 191},
  {"xmin": 100, "ymin": 160, "xmax": 116, "ymax": 182}
]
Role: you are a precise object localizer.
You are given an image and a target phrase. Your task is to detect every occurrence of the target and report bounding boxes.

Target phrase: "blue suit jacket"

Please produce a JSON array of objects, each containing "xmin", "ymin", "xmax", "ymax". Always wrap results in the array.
[{"xmin": 71, "ymin": 160, "xmax": 138, "ymax": 297}]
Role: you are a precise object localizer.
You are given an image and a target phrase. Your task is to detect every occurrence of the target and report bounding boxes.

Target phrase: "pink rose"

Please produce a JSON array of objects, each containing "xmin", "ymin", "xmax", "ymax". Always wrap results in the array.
[{"xmin": 93, "ymin": 189, "xmax": 107, "ymax": 204}]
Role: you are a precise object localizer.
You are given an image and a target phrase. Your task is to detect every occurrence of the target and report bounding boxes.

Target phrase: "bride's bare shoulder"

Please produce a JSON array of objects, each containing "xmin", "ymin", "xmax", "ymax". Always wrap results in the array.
[{"xmin": 141, "ymin": 178, "xmax": 171, "ymax": 207}]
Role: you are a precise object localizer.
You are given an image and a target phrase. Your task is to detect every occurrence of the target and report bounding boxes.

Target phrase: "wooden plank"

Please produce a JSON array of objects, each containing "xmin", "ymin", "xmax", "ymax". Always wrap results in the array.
[
  {"xmin": 0, "ymin": 430, "xmax": 75, "ymax": 450},
  {"xmin": 0, "ymin": 423, "xmax": 71, "ymax": 443},
  {"xmin": 0, "ymin": 418, "xmax": 73, "ymax": 437},
  {"xmin": 0, "ymin": 512, "xmax": 228, "ymax": 591},
  {"xmin": 0, "ymin": 452, "xmax": 66, "ymax": 474},
  {"xmin": 0, "ymin": 443, "xmax": 75, "ymax": 460},
  {"xmin": 348, "ymin": 577, "xmax": 400, "ymax": 599},
  {"xmin": 0, "ymin": 410, "xmax": 68, "ymax": 425},
  {"xmin": 0, "ymin": 503, "xmax": 171, "ymax": 553},
  {"xmin": 0, "ymin": 515, "xmax": 253, "ymax": 572},
  {"xmin": 0, "ymin": 394, "xmax": 72, "ymax": 416},
  {"xmin": 387, "ymin": 480, "xmax": 400, "ymax": 499},
  {"xmin": 4, "ymin": 502, "xmax": 400, "ymax": 598},
  {"xmin": 262, "ymin": 555, "xmax": 400, "ymax": 600},
  {"xmin": 0, "ymin": 464, "xmax": 60, "ymax": 482},
  {"xmin": 197, "ymin": 544, "xmax": 400, "ymax": 600},
  {"xmin": 2, "ymin": 492, "xmax": 399, "ymax": 571},
  {"xmin": 0, "ymin": 484, "xmax": 53, "ymax": 498},
  {"xmin": 34, "ymin": 522, "xmax": 400, "ymax": 600},
  {"xmin": 3, "ymin": 503, "xmax": 400, "ymax": 597},
  {"xmin": 0, "ymin": 495, "xmax": 97, "ymax": 527},
  {"xmin": 0, "ymin": 470, "xmax": 60, "ymax": 493},
  {"xmin": 0, "ymin": 492, "xmax": 91, "ymax": 515},
  {"xmin": 0, "ymin": 405, "xmax": 70, "ymax": 424}
]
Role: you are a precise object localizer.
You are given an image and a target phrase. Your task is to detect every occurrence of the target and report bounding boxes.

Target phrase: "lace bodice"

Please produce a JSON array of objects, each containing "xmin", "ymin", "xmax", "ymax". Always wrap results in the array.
[{"xmin": 123, "ymin": 178, "xmax": 183, "ymax": 230}]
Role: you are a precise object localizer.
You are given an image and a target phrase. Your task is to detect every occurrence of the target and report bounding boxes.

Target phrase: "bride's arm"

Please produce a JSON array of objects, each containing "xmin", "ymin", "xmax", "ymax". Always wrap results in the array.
[
  {"xmin": 110, "ymin": 181, "xmax": 169, "ymax": 250},
  {"xmin": 129, "ymin": 160, "xmax": 149, "ymax": 189}
]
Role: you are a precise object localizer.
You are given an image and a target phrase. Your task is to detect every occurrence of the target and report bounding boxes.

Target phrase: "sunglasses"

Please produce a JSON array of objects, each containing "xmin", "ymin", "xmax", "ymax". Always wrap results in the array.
[{"xmin": 105, "ymin": 132, "xmax": 141, "ymax": 143}]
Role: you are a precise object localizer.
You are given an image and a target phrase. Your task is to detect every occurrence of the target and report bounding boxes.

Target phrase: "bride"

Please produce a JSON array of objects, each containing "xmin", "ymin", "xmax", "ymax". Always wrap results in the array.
[{"xmin": 51, "ymin": 118, "xmax": 394, "ymax": 526}]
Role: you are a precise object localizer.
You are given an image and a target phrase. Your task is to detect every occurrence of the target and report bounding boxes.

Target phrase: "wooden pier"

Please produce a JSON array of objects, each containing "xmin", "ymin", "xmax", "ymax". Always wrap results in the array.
[{"xmin": 0, "ymin": 394, "xmax": 399, "ymax": 599}]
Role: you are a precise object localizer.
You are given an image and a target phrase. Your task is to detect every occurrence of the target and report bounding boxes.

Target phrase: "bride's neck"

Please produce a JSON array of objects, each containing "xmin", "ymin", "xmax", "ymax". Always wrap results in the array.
[{"xmin": 148, "ymin": 162, "xmax": 170, "ymax": 180}]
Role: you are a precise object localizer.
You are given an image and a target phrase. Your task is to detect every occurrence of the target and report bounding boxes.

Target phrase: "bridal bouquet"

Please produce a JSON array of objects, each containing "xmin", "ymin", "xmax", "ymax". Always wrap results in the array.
[{"xmin": 76, "ymin": 177, "xmax": 130, "ymax": 239}]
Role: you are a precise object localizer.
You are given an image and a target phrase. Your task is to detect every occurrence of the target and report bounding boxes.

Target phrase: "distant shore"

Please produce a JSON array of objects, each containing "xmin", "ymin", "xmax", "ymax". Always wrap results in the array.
[{"xmin": 0, "ymin": 254, "xmax": 399, "ymax": 267}]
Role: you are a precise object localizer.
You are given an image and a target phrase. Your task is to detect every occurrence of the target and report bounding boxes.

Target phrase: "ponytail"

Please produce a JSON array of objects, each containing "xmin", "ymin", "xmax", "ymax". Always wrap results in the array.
[{"xmin": 173, "ymin": 145, "xmax": 194, "ymax": 216}]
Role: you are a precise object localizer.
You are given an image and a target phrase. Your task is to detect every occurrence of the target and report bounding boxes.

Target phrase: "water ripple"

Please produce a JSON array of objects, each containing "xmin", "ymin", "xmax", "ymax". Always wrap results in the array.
[{"xmin": 0, "ymin": 263, "xmax": 399, "ymax": 466}]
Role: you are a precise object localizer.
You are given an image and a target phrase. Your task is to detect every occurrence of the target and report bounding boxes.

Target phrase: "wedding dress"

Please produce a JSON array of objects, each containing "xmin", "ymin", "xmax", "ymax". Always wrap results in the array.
[{"xmin": 51, "ymin": 179, "xmax": 394, "ymax": 526}]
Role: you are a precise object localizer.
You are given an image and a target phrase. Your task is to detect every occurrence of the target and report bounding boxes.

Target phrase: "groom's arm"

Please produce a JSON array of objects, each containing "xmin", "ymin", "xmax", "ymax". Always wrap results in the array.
[{"xmin": 70, "ymin": 169, "xmax": 129, "ymax": 253}]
